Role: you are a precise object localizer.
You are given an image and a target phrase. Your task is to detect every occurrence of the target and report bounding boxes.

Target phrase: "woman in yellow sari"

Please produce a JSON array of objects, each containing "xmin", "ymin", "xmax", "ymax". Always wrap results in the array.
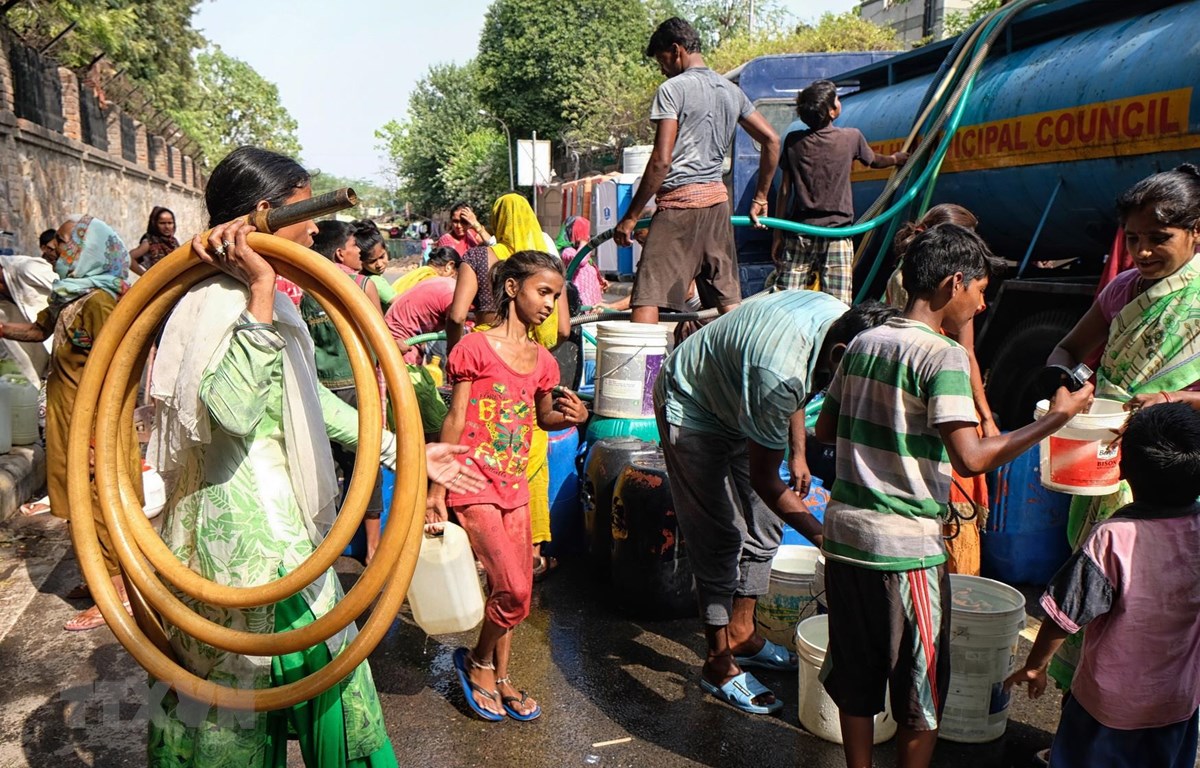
[
  {"xmin": 1046, "ymin": 164, "xmax": 1200, "ymax": 688},
  {"xmin": 445, "ymin": 193, "xmax": 570, "ymax": 576}
]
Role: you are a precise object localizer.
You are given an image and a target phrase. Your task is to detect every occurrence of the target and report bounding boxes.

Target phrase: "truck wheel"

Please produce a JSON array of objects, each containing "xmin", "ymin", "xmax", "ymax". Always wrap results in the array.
[{"xmin": 985, "ymin": 311, "xmax": 1079, "ymax": 429}]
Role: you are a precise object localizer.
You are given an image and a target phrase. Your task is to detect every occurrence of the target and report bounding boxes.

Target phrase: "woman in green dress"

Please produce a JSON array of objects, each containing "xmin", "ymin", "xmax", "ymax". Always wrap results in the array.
[{"xmin": 147, "ymin": 146, "xmax": 483, "ymax": 767}]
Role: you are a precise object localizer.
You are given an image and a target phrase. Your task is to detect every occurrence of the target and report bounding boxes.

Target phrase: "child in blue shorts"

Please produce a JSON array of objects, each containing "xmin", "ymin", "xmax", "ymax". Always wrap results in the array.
[{"xmin": 814, "ymin": 224, "xmax": 1095, "ymax": 768}]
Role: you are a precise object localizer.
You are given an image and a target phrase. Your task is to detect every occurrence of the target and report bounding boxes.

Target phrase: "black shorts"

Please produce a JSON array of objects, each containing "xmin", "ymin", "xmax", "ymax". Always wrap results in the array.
[{"xmin": 819, "ymin": 559, "xmax": 951, "ymax": 731}]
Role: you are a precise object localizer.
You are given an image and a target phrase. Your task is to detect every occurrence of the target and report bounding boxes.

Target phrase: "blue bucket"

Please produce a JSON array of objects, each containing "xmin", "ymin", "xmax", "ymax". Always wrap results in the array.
[
  {"xmin": 777, "ymin": 469, "xmax": 829, "ymax": 547},
  {"xmin": 343, "ymin": 466, "xmax": 396, "ymax": 562},
  {"xmin": 544, "ymin": 427, "xmax": 584, "ymax": 557},
  {"xmin": 982, "ymin": 444, "xmax": 1072, "ymax": 585}
]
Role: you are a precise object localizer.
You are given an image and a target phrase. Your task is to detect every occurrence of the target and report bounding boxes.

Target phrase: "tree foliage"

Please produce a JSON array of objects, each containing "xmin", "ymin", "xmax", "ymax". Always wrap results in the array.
[
  {"xmin": 6, "ymin": 1, "xmax": 301, "ymax": 169},
  {"xmin": 439, "ymin": 128, "xmax": 513, "ymax": 214},
  {"xmin": 309, "ymin": 171, "xmax": 393, "ymax": 217},
  {"xmin": 944, "ymin": 0, "xmax": 1007, "ymax": 37},
  {"xmin": 476, "ymin": 0, "xmax": 657, "ymax": 139},
  {"xmin": 380, "ymin": 0, "xmax": 900, "ymax": 210},
  {"xmin": 172, "ymin": 46, "xmax": 302, "ymax": 167},
  {"xmin": 674, "ymin": 0, "xmax": 790, "ymax": 50},
  {"xmin": 5, "ymin": 0, "xmax": 203, "ymax": 113},
  {"xmin": 375, "ymin": 62, "xmax": 509, "ymax": 216},
  {"xmin": 706, "ymin": 13, "xmax": 901, "ymax": 73},
  {"xmin": 561, "ymin": 52, "xmax": 659, "ymax": 151}
]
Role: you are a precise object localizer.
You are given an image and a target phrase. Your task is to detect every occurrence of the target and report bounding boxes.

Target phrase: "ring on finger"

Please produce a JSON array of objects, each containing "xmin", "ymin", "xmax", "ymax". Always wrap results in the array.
[
  {"xmin": 221, "ymin": 240, "xmax": 234, "ymax": 255},
  {"xmin": 211, "ymin": 243, "xmax": 227, "ymax": 258}
]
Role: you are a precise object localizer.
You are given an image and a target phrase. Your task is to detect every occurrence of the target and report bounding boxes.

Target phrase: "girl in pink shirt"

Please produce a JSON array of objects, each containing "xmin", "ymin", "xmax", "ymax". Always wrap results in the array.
[{"xmin": 428, "ymin": 250, "xmax": 587, "ymax": 722}]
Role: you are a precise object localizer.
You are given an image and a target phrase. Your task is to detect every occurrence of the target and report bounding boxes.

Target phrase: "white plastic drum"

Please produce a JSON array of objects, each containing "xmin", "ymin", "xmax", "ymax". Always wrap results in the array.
[
  {"xmin": 796, "ymin": 615, "xmax": 897, "ymax": 744},
  {"xmin": 593, "ymin": 322, "xmax": 668, "ymax": 419},
  {"xmin": 756, "ymin": 546, "xmax": 819, "ymax": 649},
  {"xmin": 940, "ymin": 574, "xmax": 1027, "ymax": 743}
]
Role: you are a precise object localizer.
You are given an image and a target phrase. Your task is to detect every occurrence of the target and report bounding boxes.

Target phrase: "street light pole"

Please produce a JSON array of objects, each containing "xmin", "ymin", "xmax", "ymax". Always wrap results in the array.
[{"xmin": 479, "ymin": 109, "xmax": 514, "ymax": 190}]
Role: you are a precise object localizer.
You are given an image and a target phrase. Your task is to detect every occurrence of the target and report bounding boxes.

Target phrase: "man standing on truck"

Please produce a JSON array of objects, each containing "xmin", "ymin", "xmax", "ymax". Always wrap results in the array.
[{"xmin": 613, "ymin": 17, "xmax": 779, "ymax": 325}]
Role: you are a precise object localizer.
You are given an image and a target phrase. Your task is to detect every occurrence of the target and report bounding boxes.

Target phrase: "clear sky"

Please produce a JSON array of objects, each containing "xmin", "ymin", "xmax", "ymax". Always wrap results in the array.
[{"xmin": 194, "ymin": 0, "xmax": 861, "ymax": 183}]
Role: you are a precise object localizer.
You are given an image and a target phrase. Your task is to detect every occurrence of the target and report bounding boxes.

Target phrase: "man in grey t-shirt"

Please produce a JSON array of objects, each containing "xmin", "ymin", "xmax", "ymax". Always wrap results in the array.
[{"xmin": 614, "ymin": 17, "xmax": 779, "ymax": 326}]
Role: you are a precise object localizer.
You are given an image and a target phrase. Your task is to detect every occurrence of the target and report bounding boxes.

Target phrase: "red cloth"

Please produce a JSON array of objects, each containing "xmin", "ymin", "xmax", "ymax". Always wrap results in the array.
[
  {"xmin": 454, "ymin": 502, "xmax": 533, "ymax": 629},
  {"xmin": 445, "ymin": 332, "xmax": 559, "ymax": 509},
  {"xmin": 656, "ymin": 181, "xmax": 729, "ymax": 210},
  {"xmin": 568, "ymin": 216, "xmax": 591, "ymax": 244},
  {"xmin": 383, "ymin": 276, "xmax": 455, "ymax": 363},
  {"xmin": 1096, "ymin": 226, "xmax": 1134, "ymax": 297},
  {"xmin": 275, "ymin": 276, "xmax": 303, "ymax": 306},
  {"xmin": 436, "ymin": 230, "xmax": 482, "ymax": 257}
]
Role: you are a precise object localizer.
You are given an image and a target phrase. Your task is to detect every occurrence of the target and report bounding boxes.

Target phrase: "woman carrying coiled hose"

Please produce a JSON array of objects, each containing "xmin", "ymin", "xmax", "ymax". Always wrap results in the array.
[{"xmin": 146, "ymin": 146, "xmax": 484, "ymax": 766}]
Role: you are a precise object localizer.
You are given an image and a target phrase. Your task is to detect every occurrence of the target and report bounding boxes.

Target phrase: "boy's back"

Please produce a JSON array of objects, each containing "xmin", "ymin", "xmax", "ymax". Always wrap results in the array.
[
  {"xmin": 822, "ymin": 317, "xmax": 978, "ymax": 570},
  {"xmin": 1045, "ymin": 503, "xmax": 1200, "ymax": 729},
  {"xmin": 782, "ymin": 125, "xmax": 875, "ymax": 227}
]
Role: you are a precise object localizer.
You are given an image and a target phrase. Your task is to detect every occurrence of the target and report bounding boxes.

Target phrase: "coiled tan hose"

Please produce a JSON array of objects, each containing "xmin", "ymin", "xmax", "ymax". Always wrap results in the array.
[{"xmin": 67, "ymin": 232, "xmax": 427, "ymax": 711}]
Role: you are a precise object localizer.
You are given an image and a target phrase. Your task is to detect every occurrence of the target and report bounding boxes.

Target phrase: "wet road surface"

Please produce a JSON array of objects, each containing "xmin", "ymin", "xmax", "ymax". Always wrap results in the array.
[{"xmin": 0, "ymin": 512, "xmax": 1069, "ymax": 767}]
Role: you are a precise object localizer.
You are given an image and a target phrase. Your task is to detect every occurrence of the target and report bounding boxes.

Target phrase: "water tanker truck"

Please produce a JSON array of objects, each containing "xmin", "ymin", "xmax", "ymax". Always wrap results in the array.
[{"xmin": 730, "ymin": 0, "xmax": 1200, "ymax": 427}]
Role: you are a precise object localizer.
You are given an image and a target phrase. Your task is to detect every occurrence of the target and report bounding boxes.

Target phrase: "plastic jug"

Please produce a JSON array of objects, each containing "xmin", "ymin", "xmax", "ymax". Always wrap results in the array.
[
  {"xmin": 424, "ymin": 355, "xmax": 445, "ymax": 388},
  {"xmin": 0, "ymin": 384, "xmax": 12, "ymax": 455},
  {"xmin": 407, "ymin": 522, "xmax": 484, "ymax": 635},
  {"xmin": 1, "ymin": 375, "xmax": 38, "ymax": 445}
]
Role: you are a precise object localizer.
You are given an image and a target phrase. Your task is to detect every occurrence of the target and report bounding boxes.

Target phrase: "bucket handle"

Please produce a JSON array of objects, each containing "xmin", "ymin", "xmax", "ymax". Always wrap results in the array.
[{"xmin": 596, "ymin": 343, "xmax": 659, "ymax": 381}]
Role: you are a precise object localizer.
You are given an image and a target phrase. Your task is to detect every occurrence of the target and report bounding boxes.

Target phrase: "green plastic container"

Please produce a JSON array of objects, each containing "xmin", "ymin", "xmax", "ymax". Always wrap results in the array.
[{"xmin": 585, "ymin": 414, "xmax": 660, "ymax": 444}]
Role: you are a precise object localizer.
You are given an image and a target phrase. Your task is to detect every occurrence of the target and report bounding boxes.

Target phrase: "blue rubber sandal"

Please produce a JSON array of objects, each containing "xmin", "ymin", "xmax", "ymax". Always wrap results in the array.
[
  {"xmin": 699, "ymin": 672, "xmax": 783, "ymax": 715},
  {"xmin": 452, "ymin": 647, "xmax": 505, "ymax": 722},
  {"xmin": 734, "ymin": 639, "xmax": 799, "ymax": 672},
  {"xmin": 497, "ymin": 678, "xmax": 542, "ymax": 722}
]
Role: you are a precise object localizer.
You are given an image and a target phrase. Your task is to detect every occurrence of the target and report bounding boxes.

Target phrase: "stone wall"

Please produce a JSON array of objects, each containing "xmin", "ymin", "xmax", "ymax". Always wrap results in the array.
[{"xmin": 0, "ymin": 29, "xmax": 205, "ymax": 254}]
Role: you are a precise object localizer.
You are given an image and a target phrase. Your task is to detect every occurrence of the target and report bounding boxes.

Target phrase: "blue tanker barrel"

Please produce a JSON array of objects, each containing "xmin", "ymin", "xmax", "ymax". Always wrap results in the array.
[
  {"xmin": 982, "ymin": 443, "xmax": 1072, "ymax": 584},
  {"xmin": 582, "ymin": 438, "xmax": 658, "ymax": 578},
  {"xmin": 544, "ymin": 427, "xmax": 583, "ymax": 558},
  {"xmin": 610, "ymin": 448, "xmax": 697, "ymax": 618}
]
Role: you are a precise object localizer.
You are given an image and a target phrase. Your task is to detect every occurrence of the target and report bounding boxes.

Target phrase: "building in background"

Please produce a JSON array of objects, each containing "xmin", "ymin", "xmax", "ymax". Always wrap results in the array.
[{"xmin": 858, "ymin": 0, "xmax": 977, "ymax": 45}]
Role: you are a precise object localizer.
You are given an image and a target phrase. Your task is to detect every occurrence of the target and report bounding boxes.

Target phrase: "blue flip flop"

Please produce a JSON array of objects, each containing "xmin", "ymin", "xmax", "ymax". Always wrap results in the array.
[
  {"xmin": 699, "ymin": 672, "xmax": 783, "ymax": 715},
  {"xmin": 734, "ymin": 639, "xmax": 799, "ymax": 672},
  {"xmin": 452, "ymin": 647, "xmax": 505, "ymax": 722},
  {"xmin": 499, "ymin": 685, "xmax": 542, "ymax": 722}
]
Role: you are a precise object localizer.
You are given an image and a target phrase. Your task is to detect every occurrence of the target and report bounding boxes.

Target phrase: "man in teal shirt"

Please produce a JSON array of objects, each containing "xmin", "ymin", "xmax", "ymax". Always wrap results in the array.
[{"xmin": 653, "ymin": 291, "xmax": 897, "ymax": 715}]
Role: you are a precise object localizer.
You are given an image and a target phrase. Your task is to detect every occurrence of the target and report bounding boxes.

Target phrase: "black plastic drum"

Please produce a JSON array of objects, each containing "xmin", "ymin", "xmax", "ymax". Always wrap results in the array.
[
  {"xmin": 581, "ymin": 437, "xmax": 657, "ymax": 579},
  {"xmin": 610, "ymin": 447, "xmax": 696, "ymax": 618}
]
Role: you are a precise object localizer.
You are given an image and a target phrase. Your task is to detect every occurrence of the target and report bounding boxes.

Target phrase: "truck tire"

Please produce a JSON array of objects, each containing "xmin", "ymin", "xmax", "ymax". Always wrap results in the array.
[{"xmin": 985, "ymin": 311, "xmax": 1080, "ymax": 429}]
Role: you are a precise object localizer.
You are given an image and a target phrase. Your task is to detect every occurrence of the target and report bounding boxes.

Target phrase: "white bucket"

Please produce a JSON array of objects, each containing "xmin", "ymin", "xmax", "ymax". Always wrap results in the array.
[
  {"xmin": 594, "ymin": 322, "xmax": 669, "ymax": 419},
  {"xmin": 407, "ymin": 522, "xmax": 485, "ymax": 635},
  {"xmin": 756, "ymin": 546, "xmax": 819, "ymax": 649},
  {"xmin": 796, "ymin": 615, "xmax": 897, "ymax": 744},
  {"xmin": 622, "ymin": 145, "xmax": 653, "ymax": 175},
  {"xmin": 940, "ymin": 574, "xmax": 1027, "ymax": 743},
  {"xmin": 1, "ymin": 377, "xmax": 37, "ymax": 445},
  {"xmin": 813, "ymin": 555, "xmax": 827, "ymax": 613},
  {"xmin": 1033, "ymin": 398, "xmax": 1125, "ymax": 495}
]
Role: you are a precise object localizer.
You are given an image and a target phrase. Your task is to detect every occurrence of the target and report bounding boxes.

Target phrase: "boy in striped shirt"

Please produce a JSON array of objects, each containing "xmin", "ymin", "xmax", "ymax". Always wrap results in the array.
[{"xmin": 813, "ymin": 225, "xmax": 1095, "ymax": 768}]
